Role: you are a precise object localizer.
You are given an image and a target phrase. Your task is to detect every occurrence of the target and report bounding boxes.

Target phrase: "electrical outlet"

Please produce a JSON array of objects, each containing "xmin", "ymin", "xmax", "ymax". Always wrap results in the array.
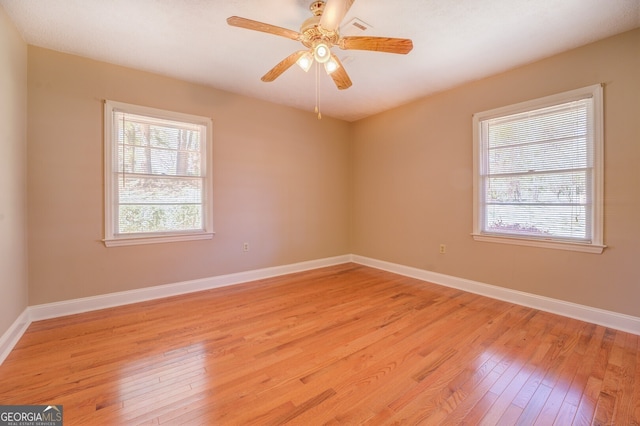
[
  {"xmin": 243, "ymin": 242, "xmax": 249, "ymax": 252},
  {"xmin": 439, "ymin": 244, "xmax": 446, "ymax": 254}
]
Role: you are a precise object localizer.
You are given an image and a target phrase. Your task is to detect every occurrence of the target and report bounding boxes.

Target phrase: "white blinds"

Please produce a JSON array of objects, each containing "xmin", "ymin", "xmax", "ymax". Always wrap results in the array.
[
  {"xmin": 113, "ymin": 111, "xmax": 206, "ymax": 235},
  {"xmin": 479, "ymin": 98, "xmax": 594, "ymax": 242}
]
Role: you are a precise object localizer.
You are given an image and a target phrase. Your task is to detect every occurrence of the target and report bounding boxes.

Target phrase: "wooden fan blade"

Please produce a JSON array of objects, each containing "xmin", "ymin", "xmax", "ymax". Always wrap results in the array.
[
  {"xmin": 227, "ymin": 16, "xmax": 301, "ymax": 41},
  {"xmin": 319, "ymin": 0, "xmax": 355, "ymax": 32},
  {"xmin": 339, "ymin": 36, "xmax": 413, "ymax": 54},
  {"xmin": 328, "ymin": 55, "xmax": 352, "ymax": 90},
  {"xmin": 261, "ymin": 51, "xmax": 307, "ymax": 82}
]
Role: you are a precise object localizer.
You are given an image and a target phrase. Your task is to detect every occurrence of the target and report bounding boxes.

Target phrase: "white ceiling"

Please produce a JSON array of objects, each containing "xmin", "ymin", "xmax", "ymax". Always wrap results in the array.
[{"xmin": 2, "ymin": 0, "xmax": 639, "ymax": 121}]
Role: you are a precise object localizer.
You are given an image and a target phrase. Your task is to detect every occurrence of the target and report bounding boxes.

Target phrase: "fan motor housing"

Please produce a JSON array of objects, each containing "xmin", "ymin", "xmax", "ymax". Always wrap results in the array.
[{"xmin": 300, "ymin": 2, "xmax": 340, "ymax": 48}]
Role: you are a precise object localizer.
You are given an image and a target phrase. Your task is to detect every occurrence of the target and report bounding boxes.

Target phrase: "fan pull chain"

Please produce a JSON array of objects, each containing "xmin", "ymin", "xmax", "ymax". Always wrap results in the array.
[{"xmin": 315, "ymin": 62, "xmax": 321, "ymax": 120}]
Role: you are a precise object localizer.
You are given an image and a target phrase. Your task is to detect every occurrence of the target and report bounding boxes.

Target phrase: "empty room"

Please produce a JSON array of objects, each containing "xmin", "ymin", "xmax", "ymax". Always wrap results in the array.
[{"xmin": 1, "ymin": 0, "xmax": 639, "ymax": 424}]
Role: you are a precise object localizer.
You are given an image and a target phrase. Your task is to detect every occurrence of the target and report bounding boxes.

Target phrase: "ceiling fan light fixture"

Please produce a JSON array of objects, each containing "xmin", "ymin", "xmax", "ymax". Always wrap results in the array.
[
  {"xmin": 227, "ymin": 0, "xmax": 412, "ymax": 97},
  {"xmin": 313, "ymin": 42, "xmax": 331, "ymax": 63},
  {"xmin": 296, "ymin": 51, "xmax": 314, "ymax": 72},
  {"xmin": 324, "ymin": 56, "xmax": 339, "ymax": 74}
]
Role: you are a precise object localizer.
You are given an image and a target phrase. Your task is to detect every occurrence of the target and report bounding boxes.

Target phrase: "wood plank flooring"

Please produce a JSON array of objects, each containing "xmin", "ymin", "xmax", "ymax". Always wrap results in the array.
[{"xmin": 0, "ymin": 263, "xmax": 638, "ymax": 425}]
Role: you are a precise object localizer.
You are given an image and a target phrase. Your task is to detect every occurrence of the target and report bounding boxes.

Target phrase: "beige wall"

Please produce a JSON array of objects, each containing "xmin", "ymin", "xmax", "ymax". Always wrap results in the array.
[
  {"xmin": 0, "ymin": 7, "xmax": 28, "ymax": 333},
  {"xmin": 351, "ymin": 29, "xmax": 640, "ymax": 317},
  {"xmin": 16, "ymin": 25, "xmax": 640, "ymax": 320},
  {"xmin": 27, "ymin": 47, "xmax": 350, "ymax": 305}
]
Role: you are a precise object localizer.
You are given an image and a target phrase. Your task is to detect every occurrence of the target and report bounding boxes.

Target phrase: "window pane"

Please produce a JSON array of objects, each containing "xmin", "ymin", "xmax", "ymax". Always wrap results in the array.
[
  {"xmin": 149, "ymin": 125, "xmax": 201, "ymax": 151},
  {"xmin": 485, "ymin": 171, "xmax": 587, "ymax": 205},
  {"xmin": 488, "ymin": 137, "xmax": 588, "ymax": 175},
  {"xmin": 117, "ymin": 119, "xmax": 202, "ymax": 177},
  {"xmin": 118, "ymin": 204, "xmax": 203, "ymax": 234},
  {"xmin": 120, "ymin": 145, "xmax": 201, "ymax": 176},
  {"xmin": 485, "ymin": 204, "xmax": 587, "ymax": 240},
  {"xmin": 487, "ymin": 101, "xmax": 588, "ymax": 148},
  {"xmin": 117, "ymin": 177, "xmax": 203, "ymax": 204}
]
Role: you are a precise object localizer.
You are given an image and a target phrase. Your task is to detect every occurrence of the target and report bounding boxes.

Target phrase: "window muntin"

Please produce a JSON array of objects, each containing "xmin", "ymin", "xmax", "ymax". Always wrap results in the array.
[
  {"xmin": 104, "ymin": 101, "xmax": 213, "ymax": 246},
  {"xmin": 472, "ymin": 85, "xmax": 604, "ymax": 253}
]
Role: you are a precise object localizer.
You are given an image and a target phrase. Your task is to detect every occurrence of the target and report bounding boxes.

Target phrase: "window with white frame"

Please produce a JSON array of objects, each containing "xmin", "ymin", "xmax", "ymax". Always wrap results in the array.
[
  {"xmin": 472, "ymin": 84, "xmax": 604, "ymax": 253},
  {"xmin": 104, "ymin": 101, "xmax": 214, "ymax": 247}
]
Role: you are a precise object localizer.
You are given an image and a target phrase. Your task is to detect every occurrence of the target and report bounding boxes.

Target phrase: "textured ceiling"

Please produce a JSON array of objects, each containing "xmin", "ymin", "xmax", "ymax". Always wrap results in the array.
[{"xmin": 1, "ymin": 0, "xmax": 639, "ymax": 121}]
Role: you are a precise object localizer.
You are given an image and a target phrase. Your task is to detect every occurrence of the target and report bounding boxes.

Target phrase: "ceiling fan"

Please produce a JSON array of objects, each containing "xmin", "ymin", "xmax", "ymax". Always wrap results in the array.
[{"xmin": 227, "ymin": 0, "xmax": 413, "ymax": 91}]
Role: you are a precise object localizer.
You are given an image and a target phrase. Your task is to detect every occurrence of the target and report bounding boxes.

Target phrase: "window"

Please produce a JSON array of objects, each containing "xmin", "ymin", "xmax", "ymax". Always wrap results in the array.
[
  {"xmin": 104, "ymin": 101, "xmax": 213, "ymax": 247},
  {"xmin": 472, "ymin": 84, "xmax": 604, "ymax": 253}
]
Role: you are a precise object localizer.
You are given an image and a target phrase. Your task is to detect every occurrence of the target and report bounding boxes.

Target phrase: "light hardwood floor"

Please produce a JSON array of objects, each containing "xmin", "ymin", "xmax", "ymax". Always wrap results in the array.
[{"xmin": 0, "ymin": 263, "xmax": 638, "ymax": 425}]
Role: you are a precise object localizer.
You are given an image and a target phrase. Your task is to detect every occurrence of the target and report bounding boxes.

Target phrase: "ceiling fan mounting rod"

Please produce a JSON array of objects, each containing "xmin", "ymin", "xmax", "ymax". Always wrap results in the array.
[{"xmin": 309, "ymin": 1, "xmax": 325, "ymax": 16}]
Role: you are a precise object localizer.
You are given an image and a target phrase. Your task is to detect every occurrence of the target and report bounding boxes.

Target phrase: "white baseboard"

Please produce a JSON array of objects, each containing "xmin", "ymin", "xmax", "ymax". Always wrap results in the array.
[
  {"xmin": 0, "ymin": 309, "xmax": 31, "ymax": 365},
  {"xmin": 352, "ymin": 255, "xmax": 640, "ymax": 335},
  {"xmin": 2, "ymin": 253, "xmax": 638, "ymax": 366},
  {"xmin": 29, "ymin": 255, "xmax": 352, "ymax": 321},
  {"xmin": 0, "ymin": 255, "xmax": 351, "ymax": 365}
]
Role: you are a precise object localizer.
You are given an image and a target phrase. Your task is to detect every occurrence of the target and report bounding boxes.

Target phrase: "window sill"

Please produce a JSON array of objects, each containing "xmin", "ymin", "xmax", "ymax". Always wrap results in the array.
[
  {"xmin": 471, "ymin": 233, "xmax": 605, "ymax": 254},
  {"xmin": 104, "ymin": 232, "xmax": 214, "ymax": 247}
]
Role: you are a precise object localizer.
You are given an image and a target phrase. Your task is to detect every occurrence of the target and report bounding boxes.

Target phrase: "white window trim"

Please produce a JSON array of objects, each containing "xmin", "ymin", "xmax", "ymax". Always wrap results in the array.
[
  {"xmin": 103, "ymin": 100, "xmax": 214, "ymax": 247},
  {"xmin": 472, "ymin": 84, "xmax": 605, "ymax": 254}
]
